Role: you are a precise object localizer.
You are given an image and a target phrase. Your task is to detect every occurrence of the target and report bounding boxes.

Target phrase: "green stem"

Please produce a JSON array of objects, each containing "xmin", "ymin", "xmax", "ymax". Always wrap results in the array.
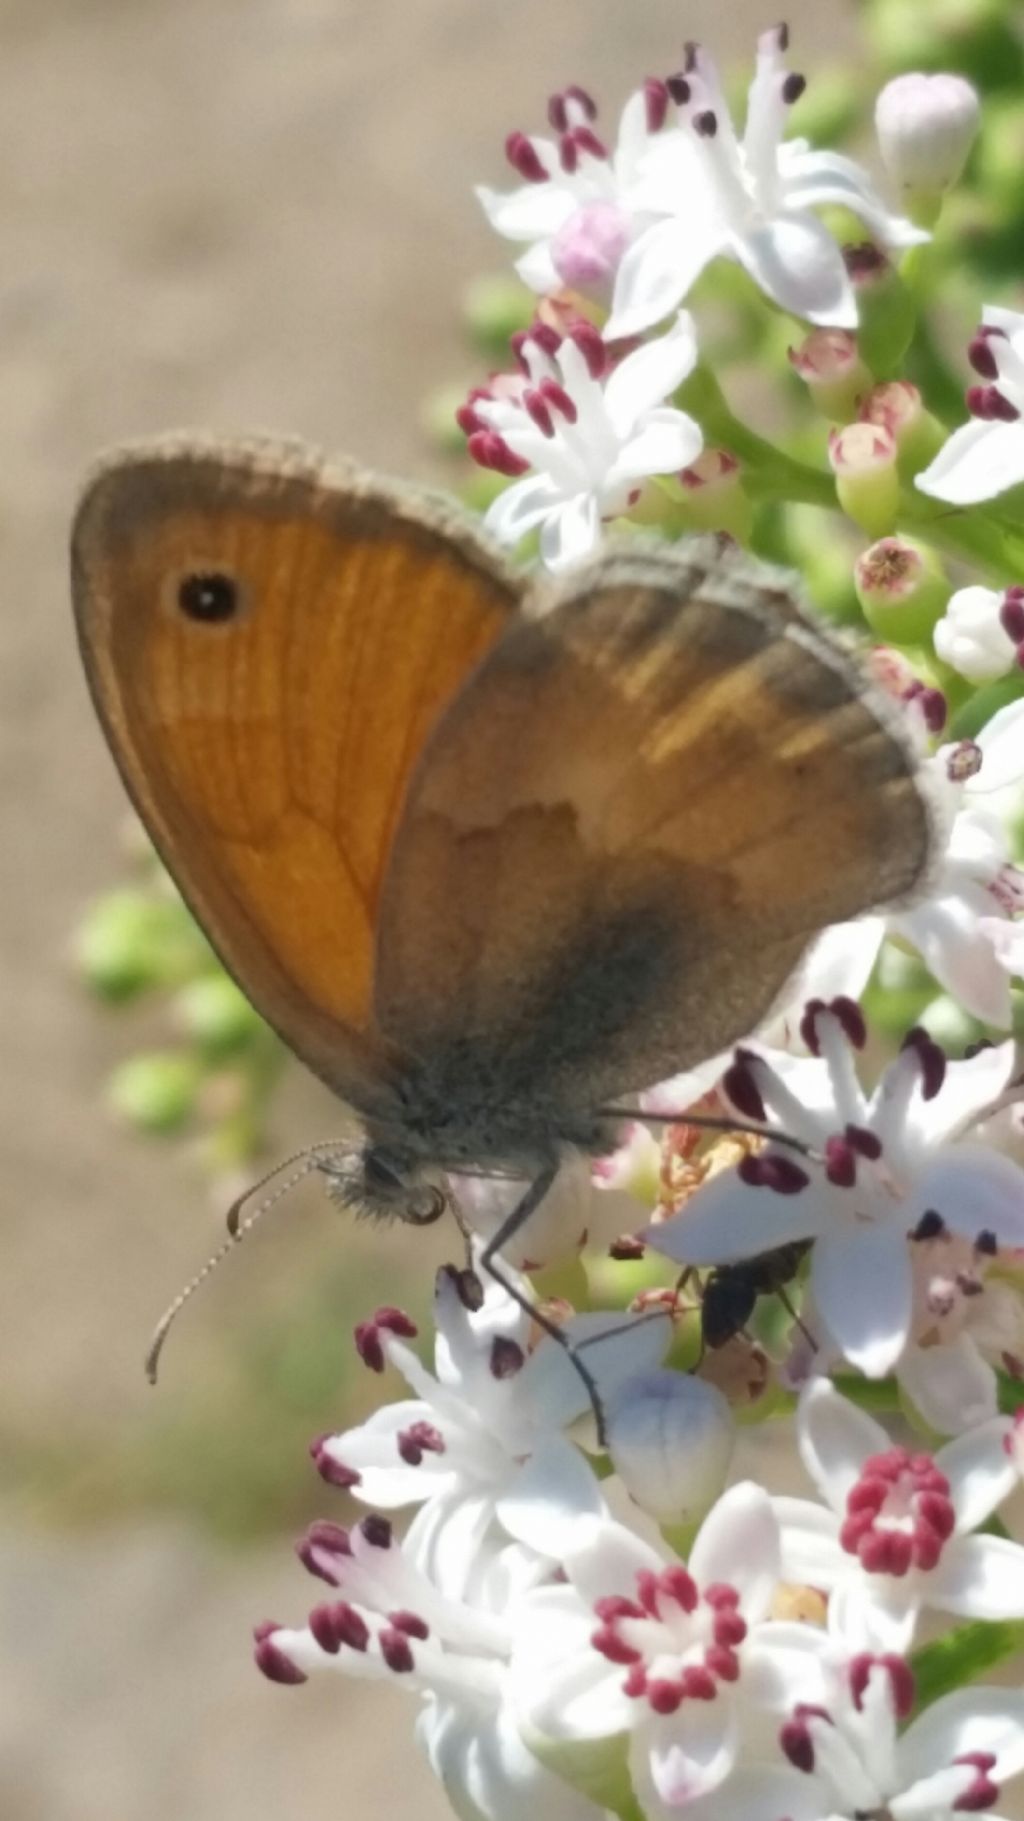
[
  {"xmin": 898, "ymin": 494, "xmax": 1024, "ymax": 584},
  {"xmin": 679, "ymin": 365, "xmax": 836, "ymax": 509}
]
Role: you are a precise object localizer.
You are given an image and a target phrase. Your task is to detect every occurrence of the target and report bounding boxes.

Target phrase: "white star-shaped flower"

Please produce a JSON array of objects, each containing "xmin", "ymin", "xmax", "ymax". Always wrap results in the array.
[
  {"xmin": 645, "ymin": 1002, "xmax": 1024, "ymax": 1379},
  {"xmin": 311, "ymin": 1262, "xmax": 668, "ymax": 1592},
  {"xmin": 606, "ymin": 26, "xmax": 925, "ymax": 341},
  {"xmin": 470, "ymin": 313, "xmax": 702, "ymax": 572},
  {"xmin": 477, "ymin": 81, "xmax": 697, "ymax": 301},
  {"xmin": 775, "ymin": 1380, "xmax": 1024, "ymax": 1653},
  {"xmin": 506, "ymin": 1476, "xmax": 832, "ymax": 1819},
  {"xmin": 678, "ymin": 1656, "xmax": 1024, "ymax": 1821},
  {"xmin": 917, "ymin": 305, "xmax": 1024, "ymax": 504}
]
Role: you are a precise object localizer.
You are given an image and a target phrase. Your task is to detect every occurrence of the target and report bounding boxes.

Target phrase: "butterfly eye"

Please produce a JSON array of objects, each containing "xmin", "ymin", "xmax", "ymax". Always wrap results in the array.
[{"xmin": 177, "ymin": 571, "xmax": 240, "ymax": 623}]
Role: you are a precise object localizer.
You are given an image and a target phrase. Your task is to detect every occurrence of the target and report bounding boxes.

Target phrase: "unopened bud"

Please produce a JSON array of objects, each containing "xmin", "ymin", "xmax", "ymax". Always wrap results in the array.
[
  {"xmin": 676, "ymin": 448, "xmax": 751, "ymax": 539},
  {"xmin": 788, "ymin": 328, "xmax": 872, "ymax": 420},
  {"xmin": 605, "ymin": 1370, "xmax": 735, "ymax": 1525},
  {"xmin": 854, "ymin": 536, "xmax": 951, "ymax": 644},
  {"xmin": 551, "ymin": 201, "xmax": 632, "ymax": 299},
  {"xmin": 875, "ymin": 73, "xmax": 980, "ymax": 222},
  {"xmin": 933, "ymin": 584, "xmax": 1024, "ymax": 682},
  {"xmin": 858, "ymin": 380, "xmax": 945, "ymax": 473},
  {"xmin": 829, "ymin": 423, "xmax": 900, "ymax": 536}
]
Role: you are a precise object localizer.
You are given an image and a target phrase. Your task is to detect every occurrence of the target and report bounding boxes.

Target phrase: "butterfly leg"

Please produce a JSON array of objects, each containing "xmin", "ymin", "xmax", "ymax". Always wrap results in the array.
[{"xmin": 476, "ymin": 1162, "xmax": 608, "ymax": 1442}]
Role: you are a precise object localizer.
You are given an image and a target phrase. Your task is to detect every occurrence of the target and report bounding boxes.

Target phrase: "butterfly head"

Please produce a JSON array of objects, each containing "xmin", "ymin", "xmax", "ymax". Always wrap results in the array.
[{"xmin": 319, "ymin": 1141, "xmax": 448, "ymax": 1228}]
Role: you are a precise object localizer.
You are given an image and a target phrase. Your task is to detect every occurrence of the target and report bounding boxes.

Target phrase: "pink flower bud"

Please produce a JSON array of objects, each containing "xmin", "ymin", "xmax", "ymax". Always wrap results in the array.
[
  {"xmin": 788, "ymin": 329, "xmax": 871, "ymax": 420},
  {"xmin": 551, "ymin": 200, "xmax": 632, "ymax": 298}
]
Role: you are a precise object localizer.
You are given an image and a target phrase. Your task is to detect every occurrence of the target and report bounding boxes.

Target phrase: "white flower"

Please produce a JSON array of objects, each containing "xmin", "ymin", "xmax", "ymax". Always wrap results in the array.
[
  {"xmin": 477, "ymin": 82, "xmax": 696, "ymax": 298},
  {"xmin": 256, "ymin": 1509, "xmax": 604, "ymax": 1821},
  {"xmin": 894, "ymin": 1215, "xmax": 1024, "ymax": 1433},
  {"xmin": 311, "ymin": 1263, "xmax": 669, "ymax": 1590},
  {"xmin": 917, "ymin": 305, "xmax": 1024, "ymax": 504},
  {"xmin": 472, "ymin": 314, "xmax": 702, "ymax": 572},
  {"xmin": 889, "ymin": 703, "xmax": 1024, "ymax": 1026},
  {"xmin": 506, "ymin": 1479, "xmax": 832, "ymax": 1817},
  {"xmin": 875, "ymin": 72, "xmax": 980, "ymax": 200},
  {"xmin": 645, "ymin": 1002, "xmax": 1024, "ymax": 1379},
  {"xmin": 680, "ymin": 1657, "xmax": 1024, "ymax": 1821},
  {"xmin": 775, "ymin": 1380, "xmax": 1024, "ymax": 1654},
  {"xmin": 933, "ymin": 584, "xmax": 1024, "ymax": 683},
  {"xmin": 606, "ymin": 26, "xmax": 925, "ymax": 341}
]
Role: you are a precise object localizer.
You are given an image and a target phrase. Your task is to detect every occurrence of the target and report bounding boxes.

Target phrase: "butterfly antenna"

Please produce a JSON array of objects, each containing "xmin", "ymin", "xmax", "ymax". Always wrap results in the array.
[{"xmin": 144, "ymin": 1143, "xmax": 349, "ymax": 1384}]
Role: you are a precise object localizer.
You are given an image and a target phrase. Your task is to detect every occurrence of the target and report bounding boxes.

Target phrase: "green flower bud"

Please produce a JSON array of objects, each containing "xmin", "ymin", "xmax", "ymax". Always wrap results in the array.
[
  {"xmin": 675, "ymin": 448, "xmax": 752, "ymax": 540},
  {"xmin": 829, "ymin": 422, "xmax": 901, "ymax": 536},
  {"xmin": 174, "ymin": 974, "xmax": 264, "ymax": 1061},
  {"xmin": 108, "ymin": 1052, "xmax": 200, "ymax": 1135},
  {"xmin": 855, "ymin": 536, "xmax": 952, "ymax": 644}
]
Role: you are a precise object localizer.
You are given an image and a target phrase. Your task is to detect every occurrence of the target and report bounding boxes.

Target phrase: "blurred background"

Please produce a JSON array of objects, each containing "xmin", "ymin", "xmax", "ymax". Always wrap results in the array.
[{"xmin": 5, "ymin": 0, "xmax": 1022, "ymax": 1816}]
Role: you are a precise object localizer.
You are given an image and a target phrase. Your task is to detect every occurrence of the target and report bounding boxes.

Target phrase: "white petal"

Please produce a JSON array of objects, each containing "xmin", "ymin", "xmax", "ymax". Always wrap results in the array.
[
  {"xmin": 975, "ymin": 698, "xmax": 1024, "ymax": 793},
  {"xmin": 892, "ymin": 896, "xmax": 1013, "ymax": 1027},
  {"xmin": 689, "ymin": 1482, "xmax": 780, "ymax": 1620},
  {"xmin": 645, "ymin": 1170, "xmax": 819, "ymax": 1268},
  {"xmin": 423, "ymin": 1696, "xmax": 604, "ymax": 1821},
  {"xmin": 606, "ymin": 218, "xmax": 722, "ymax": 339},
  {"xmin": 928, "ymin": 1533, "xmax": 1024, "ymax": 1621},
  {"xmin": 606, "ymin": 412, "xmax": 703, "ymax": 484},
  {"xmin": 603, "ymin": 313, "xmax": 699, "ymax": 432},
  {"xmin": 475, "ymin": 180, "xmax": 575, "ymax": 241},
  {"xmin": 540, "ymin": 493, "xmax": 601, "ymax": 572},
  {"xmin": 773, "ymin": 1495, "xmax": 846, "ymax": 1586},
  {"xmin": 897, "ymin": 1336, "xmax": 999, "ymax": 1437},
  {"xmin": 496, "ymin": 1439, "xmax": 607, "ymax": 1559},
  {"xmin": 796, "ymin": 1378, "xmax": 890, "ymax": 1509},
  {"xmin": 515, "ymin": 240, "xmax": 562, "ymax": 294},
  {"xmin": 741, "ymin": 1622, "xmax": 833, "ymax": 1710},
  {"xmin": 828, "ymin": 1574, "xmax": 918, "ymax": 1653},
  {"xmin": 914, "ymin": 1144, "xmax": 1024, "ymax": 1248},
  {"xmin": 939, "ymin": 1417, "xmax": 1022, "ymax": 1531},
  {"xmin": 510, "ymin": 1588, "xmax": 631, "ymax": 1741},
  {"xmin": 665, "ymin": 1767, "xmax": 828, "ymax": 1821},
  {"xmin": 916, "ymin": 419, "xmax": 1024, "ymax": 505},
  {"xmin": 484, "ymin": 474, "xmax": 563, "ymax": 546},
  {"xmin": 782, "ymin": 918, "xmax": 886, "ymax": 1020},
  {"xmin": 633, "ymin": 1702, "xmax": 737, "ymax": 1815},
  {"xmin": 898, "ymin": 1689, "xmax": 1024, "ymax": 1789},
  {"xmin": 732, "ymin": 212, "xmax": 855, "ymax": 327},
  {"xmin": 811, "ymin": 1223, "xmax": 912, "ymax": 1377}
]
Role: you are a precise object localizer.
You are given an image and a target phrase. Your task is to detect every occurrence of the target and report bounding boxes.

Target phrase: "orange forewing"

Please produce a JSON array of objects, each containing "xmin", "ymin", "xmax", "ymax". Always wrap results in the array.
[{"xmin": 71, "ymin": 435, "xmax": 522, "ymax": 1109}]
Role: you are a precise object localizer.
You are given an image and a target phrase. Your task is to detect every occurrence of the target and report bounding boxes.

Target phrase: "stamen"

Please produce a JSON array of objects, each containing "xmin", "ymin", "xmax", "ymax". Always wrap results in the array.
[
  {"xmin": 848, "ymin": 1652, "xmax": 915, "ymax": 1719},
  {"xmin": 912, "ymin": 1209, "xmax": 946, "ymax": 1241},
  {"xmin": 946, "ymin": 738, "xmax": 983, "ymax": 782},
  {"xmin": 953, "ymin": 1751, "xmax": 1000, "ymax": 1813},
  {"xmin": 397, "ymin": 1420, "xmax": 446, "ymax": 1466},
  {"xmin": 310, "ymin": 1438, "xmax": 361, "ymax": 1490},
  {"xmin": 846, "ymin": 1124, "xmax": 882, "ymax": 1160},
  {"xmin": 968, "ymin": 332, "xmax": 1001, "ymax": 380},
  {"xmin": 782, "ymin": 71, "xmax": 806, "ymax": 104},
  {"xmin": 723, "ymin": 1050, "xmax": 768, "ymax": 1122},
  {"xmin": 490, "ymin": 1335, "xmax": 525, "ymax": 1378},
  {"xmin": 504, "ymin": 131, "xmax": 548, "ymax": 183},
  {"xmin": 666, "ymin": 72, "xmax": 691, "ymax": 105},
  {"xmin": 254, "ymin": 1624, "xmax": 308, "ymax": 1685},
  {"xmin": 643, "ymin": 77, "xmax": 669, "ymax": 132},
  {"xmin": 1001, "ymin": 592, "xmax": 1024, "ymax": 643},
  {"xmin": 523, "ymin": 388, "xmax": 555, "ymax": 436},
  {"xmin": 359, "ymin": 1515, "xmax": 394, "ymax": 1549},
  {"xmin": 824, "ymin": 1136, "xmax": 857, "ymax": 1188},
  {"xmin": 900, "ymin": 1027, "xmax": 947, "ymax": 1100},
  {"xmin": 466, "ymin": 431, "xmax": 530, "ymax": 477},
  {"xmin": 967, "ymin": 384, "xmax": 1021, "ymax": 422},
  {"xmin": 568, "ymin": 320, "xmax": 607, "ymax": 376},
  {"xmin": 694, "ymin": 109, "xmax": 718, "ymax": 138}
]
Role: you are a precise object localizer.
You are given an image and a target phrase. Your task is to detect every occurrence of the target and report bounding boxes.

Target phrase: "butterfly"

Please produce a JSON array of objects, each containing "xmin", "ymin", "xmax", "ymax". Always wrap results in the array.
[{"xmin": 71, "ymin": 433, "xmax": 931, "ymax": 1375}]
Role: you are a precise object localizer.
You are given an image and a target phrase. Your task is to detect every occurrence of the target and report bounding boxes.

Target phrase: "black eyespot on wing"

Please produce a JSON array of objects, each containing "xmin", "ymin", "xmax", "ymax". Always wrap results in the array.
[{"xmin": 177, "ymin": 571, "xmax": 240, "ymax": 622}]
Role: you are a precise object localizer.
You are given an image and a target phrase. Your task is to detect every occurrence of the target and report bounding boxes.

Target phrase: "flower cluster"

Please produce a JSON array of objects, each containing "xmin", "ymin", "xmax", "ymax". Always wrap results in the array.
[{"xmin": 255, "ymin": 17, "xmax": 1024, "ymax": 1821}]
